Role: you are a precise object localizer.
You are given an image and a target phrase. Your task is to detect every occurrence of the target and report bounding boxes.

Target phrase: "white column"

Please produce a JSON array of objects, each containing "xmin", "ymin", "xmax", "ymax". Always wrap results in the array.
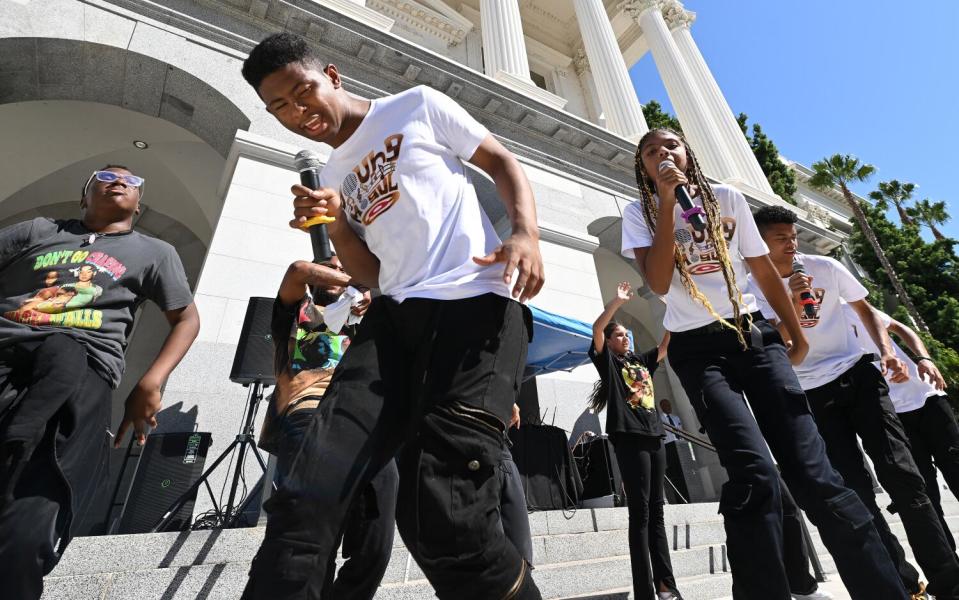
[
  {"xmin": 667, "ymin": 6, "xmax": 775, "ymax": 195},
  {"xmin": 572, "ymin": 0, "xmax": 648, "ymax": 141},
  {"xmin": 480, "ymin": 0, "xmax": 533, "ymax": 83},
  {"xmin": 624, "ymin": 0, "xmax": 739, "ymax": 182}
]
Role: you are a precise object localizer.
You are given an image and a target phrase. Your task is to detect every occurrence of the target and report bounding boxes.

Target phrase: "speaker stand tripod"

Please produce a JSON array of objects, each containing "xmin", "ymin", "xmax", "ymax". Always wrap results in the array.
[{"xmin": 150, "ymin": 381, "xmax": 271, "ymax": 532}]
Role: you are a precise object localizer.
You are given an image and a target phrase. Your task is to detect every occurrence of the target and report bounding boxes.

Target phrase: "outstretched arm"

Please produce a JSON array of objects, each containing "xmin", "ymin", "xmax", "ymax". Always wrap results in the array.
[
  {"xmin": 656, "ymin": 331, "xmax": 671, "ymax": 363},
  {"xmin": 849, "ymin": 300, "xmax": 908, "ymax": 383},
  {"xmin": 593, "ymin": 281, "xmax": 632, "ymax": 354},
  {"xmin": 469, "ymin": 135, "xmax": 544, "ymax": 303},
  {"xmin": 888, "ymin": 317, "xmax": 946, "ymax": 390},
  {"xmin": 277, "ymin": 260, "xmax": 352, "ymax": 307},
  {"xmin": 116, "ymin": 302, "xmax": 200, "ymax": 447}
]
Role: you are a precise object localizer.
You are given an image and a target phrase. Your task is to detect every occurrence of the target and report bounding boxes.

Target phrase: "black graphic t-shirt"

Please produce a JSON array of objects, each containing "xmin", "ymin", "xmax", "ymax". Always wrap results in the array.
[
  {"xmin": 588, "ymin": 343, "xmax": 663, "ymax": 438},
  {"xmin": 0, "ymin": 218, "xmax": 193, "ymax": 388}
]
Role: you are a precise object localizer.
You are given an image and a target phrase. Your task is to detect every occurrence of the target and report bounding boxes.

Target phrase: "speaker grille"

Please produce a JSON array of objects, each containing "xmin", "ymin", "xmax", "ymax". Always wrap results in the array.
[
  {"xmin": 230, "ymin": 296, "xmax": 276, "ymax": 385},
  {"xmin": 117, "ymin": 432, "xmax": 212, "ymax": 534}
]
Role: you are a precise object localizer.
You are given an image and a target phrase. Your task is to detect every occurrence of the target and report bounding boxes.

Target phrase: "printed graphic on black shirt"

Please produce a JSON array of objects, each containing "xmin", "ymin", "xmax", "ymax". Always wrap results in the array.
[
  {"xmin": 341, "ymin": 133, "xmax": 404, "ymax": 225},
  {"xmin": 3, "ymin": 248, "xmax": 127, "ymax": 330},
  {"xmin": 673, "ymin": 217, "xmax": 737, "ymax": 275},
  {"xmin": 798, "ymin": 287, "xmax": 826, "ymax": 328},
  {"xmin": 290, "ymin": 300, "xmax": 348, "ymax": 373},
  {"xmin": 622, "ymin": 358, "xmax": 654, "ymax": 411}
]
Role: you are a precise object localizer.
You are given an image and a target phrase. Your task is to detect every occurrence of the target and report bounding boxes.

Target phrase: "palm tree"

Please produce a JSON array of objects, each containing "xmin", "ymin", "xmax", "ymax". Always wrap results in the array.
[
  {"xmin": 868, "ymin": 180, "xmax": 915, "ymax": 226},
  {"xmin": 809, "ymin": 154, "xmax": 929, "ymax": 333},
  {"xmin": 908, "ymin": 198, "xmax": 950, "ymax": 241}
]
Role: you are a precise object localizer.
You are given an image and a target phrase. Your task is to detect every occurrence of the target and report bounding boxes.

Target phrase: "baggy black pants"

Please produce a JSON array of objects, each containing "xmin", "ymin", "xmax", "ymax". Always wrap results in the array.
[
  {"xmin": 0, "ymin": 337, "xmax": 112, "ymax": 600},
  {"xmin": 610, "ymin": 434, "xmax": 679, "ymax": 600},
  {"xmin": 806, "ymin": 357, "xmax": 959, "ymax": 598},
  {"xmin": 667, "ymin": 316, "xmax": 905, "ymax": 600},
  {"xmin": 898, "ymin": 393, "xmax": 959, "ymax": 551},
  {"xmin": 779, "ymin": 476, "xmax": 819, "ymax": 596},
  {"xmin": 242, "ymin": 294, "xmax": 541, "ymax": 600},
  {"xmin": 500, "ymin": 447, "xmax": 534, "ymax": 566},
  {"xmin": 273, "ymin": 407, "xmax": 398, "ymax": 600}
]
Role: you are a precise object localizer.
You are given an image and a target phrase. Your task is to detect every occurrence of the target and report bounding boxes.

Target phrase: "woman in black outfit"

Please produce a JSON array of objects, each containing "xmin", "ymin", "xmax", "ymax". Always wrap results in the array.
[{"xmin": 589, "ymin": 281, "xmax": 680, "ymax": 600}]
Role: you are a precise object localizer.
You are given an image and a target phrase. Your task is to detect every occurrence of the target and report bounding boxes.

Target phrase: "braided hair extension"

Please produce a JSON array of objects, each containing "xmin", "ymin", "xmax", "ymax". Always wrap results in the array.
[{"xmin": 633, "ymin": 128, "xmax": 751, "ymax": 349}]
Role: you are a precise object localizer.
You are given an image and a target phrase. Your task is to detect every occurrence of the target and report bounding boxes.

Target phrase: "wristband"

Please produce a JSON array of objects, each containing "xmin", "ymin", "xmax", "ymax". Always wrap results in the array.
[{"xmin": 916, "ymin": 356, "xmax": 934, "ymax": 364}]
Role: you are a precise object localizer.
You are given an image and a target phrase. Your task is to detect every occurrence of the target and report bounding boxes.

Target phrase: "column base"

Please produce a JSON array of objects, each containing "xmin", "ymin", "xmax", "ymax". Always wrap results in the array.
[{"xmin": 492, "ymin": 70, "xmax": 569, "ymax": 111}]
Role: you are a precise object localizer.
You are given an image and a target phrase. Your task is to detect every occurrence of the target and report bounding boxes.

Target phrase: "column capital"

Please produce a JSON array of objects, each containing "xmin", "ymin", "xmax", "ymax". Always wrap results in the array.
[
  {"xmin": 572, "ymin": 46, "xmax": 590, "ymax": 75},
  {"xmin": 619, "ymin": 0, "xmax": 665, "ymax": 20},
  {"xmin": 620, "ymin": 0, "xmax": 694, "ymax": 29},
  {"xmin": 661, "ymin": 0, "xmax": 695, "ymax": 29}
]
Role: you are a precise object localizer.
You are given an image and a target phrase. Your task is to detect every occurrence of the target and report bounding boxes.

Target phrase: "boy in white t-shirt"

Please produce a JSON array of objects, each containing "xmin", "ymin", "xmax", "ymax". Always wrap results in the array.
[
  {"xmin": 843, "ymin": 303, "xmax": 959, "ymax": 550},
  {"xmin": 752, "ymin": 204, "xmax": 959, "ymax": 599},
  {"xmin": 622, "ymin": 128, "xmax": 903, "ymax": 599},
  {"xmin": 239, "ymin": 34, "xmax": 543, "ymax": 600}
]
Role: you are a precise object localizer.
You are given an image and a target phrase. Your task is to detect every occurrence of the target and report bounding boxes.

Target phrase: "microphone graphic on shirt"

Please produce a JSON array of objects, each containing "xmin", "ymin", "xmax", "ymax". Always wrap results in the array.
[
  {"xmin": 294, "ymin": 149, "xmax": 335, "ymax": 264},
  {"xmin": 792, "ymin": 258, "xmax": 818, "ymax": 319}
]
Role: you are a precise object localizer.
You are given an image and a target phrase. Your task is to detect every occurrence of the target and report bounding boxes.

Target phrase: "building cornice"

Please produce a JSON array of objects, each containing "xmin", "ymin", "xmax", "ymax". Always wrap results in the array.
[
  {"xmin": 98, "ymin": 0, "xmax": 839, "ymax": 251},
  {"xmin": 368, "ymin": 0, "xmax": 473, "ymax": 47}
]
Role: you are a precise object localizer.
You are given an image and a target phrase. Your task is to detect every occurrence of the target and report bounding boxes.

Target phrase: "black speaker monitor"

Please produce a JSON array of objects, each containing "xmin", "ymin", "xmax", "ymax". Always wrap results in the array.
[
  {"xmin": 230, "ymin": 296, "xmax": 276, "ymax": 385},
  {"xmin": 117, "ymin": 432, "xmax": 212, "ymax": 534}
]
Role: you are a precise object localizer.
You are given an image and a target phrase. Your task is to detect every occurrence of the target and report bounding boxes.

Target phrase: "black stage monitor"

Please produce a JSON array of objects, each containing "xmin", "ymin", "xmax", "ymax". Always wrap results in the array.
[
  {"xmin": 116, "ymin": 432, "xmax": 212, "ymax": 534},
  {"xmin": 230, "ymin": 296, "xmax": 276, "ymax": 385}
]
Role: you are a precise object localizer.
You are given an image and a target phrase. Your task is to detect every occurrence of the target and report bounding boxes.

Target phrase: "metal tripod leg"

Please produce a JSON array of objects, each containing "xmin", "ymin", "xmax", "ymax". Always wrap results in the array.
[{"xmin": 149, "ymin": 382, "xmax": 268, "ymax": 532}]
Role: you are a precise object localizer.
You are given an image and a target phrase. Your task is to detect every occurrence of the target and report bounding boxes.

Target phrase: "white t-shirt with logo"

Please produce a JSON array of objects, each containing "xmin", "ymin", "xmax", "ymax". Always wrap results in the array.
[
  {"xmin": 319, "ymin": 86, "xmax": 510, "ymax": 302},
  {"xmin": 753, "ymin": 254, "xmax": 869, "ymax": 390},
  {"xmin": 843, "ymin": 305, "xmax": 942, "ymax": 413},
  {"xmin": 621, "ymin": 184, "xmax": 769, "ymax": 332}
]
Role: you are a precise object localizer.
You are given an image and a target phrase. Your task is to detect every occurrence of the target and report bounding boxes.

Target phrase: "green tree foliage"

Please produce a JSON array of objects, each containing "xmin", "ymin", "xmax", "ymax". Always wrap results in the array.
[
  {"xmin": 737, "ymin": 113, "xmax": 798, "ymax": 204},
  {"xmin": 809, "ymin": 155, "xmax": 928, "ymax": 334},
  {"xmin": 908, "ymin": 198, "xmax": 951, "ymax": 241},
  {"xmin": 868, "ymin": 180, "xmax": 916, "ymax": 226},
  {"xmin": 642, "ymin": 100, "xmax": 683, "ymax": 133},
  {"xmin": 848, "ymin": 199, "xmax": 959, "ymax": 389}
]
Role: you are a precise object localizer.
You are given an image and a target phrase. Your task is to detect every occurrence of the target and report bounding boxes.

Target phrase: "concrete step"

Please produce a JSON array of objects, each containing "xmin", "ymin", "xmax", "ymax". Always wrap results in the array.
[
  {"xmin": 49, "ymin": 504, "xmax": 726, "ymax": 578},
  {"xmin": 43, "ymin": 553, "xmax": 734, "ymax": 600},
  {"xmin": 43, "ymin": 503, "xmax": 732, "ymax": 600},
  {"xmin": 808, "ymin": 509, "xmax": 959, "ymax": 589}
]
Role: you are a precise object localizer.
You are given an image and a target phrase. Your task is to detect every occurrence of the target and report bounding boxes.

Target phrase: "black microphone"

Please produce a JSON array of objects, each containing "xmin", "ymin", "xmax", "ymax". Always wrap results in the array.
[
  {"xmin": 658, "ymin": 159, "xmax": 706, "ymax": 233},
  {"xmin": 791, "ymin": 259, "xmax": 817, "ymax": 319},
  {"xmin": 293, "ymin": 150, "xmax": 334, "ymax": 264}
]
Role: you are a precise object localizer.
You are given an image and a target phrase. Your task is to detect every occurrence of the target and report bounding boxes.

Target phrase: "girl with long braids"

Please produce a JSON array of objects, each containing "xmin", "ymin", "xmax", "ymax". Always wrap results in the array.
[
  {"xmin": 621, "ymin": 128, "xmax": 904, "ymax": 600},
  {"xmin": 588, "ymin": 280, "xmax": 679, "ymax": 600}
]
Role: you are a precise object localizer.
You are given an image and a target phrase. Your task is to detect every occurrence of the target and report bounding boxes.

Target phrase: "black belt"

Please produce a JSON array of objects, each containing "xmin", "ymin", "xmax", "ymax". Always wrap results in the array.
[{"xmin": 671, "ymin": 310, "xmax": 765, "ymax": 340}]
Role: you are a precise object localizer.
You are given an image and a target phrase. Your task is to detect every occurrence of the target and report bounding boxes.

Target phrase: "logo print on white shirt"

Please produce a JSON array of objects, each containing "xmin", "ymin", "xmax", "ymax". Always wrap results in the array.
[
  {"xmin": 799, "ymin": 288, "xmax": 826, "ymax": 328},
  {"xmin": 673, "ymin": 217, "xmax": 737, "ymax": 275},
  {"xmin": 341, "ymin": 133, "xmax": 404, "ymax": 225}
]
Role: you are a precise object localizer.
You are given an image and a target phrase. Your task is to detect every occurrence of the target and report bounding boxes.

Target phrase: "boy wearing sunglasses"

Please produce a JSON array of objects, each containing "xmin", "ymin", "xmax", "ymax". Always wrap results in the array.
[{"xmin": 0, "ymin": 165, "xmax": 200, "ymax": 599}]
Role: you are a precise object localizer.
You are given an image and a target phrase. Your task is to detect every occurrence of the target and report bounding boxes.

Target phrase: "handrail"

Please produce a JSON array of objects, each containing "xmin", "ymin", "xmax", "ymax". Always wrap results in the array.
[{"xmin": 664, "ymin": 422, "xmax": 715, "ymax": 452}]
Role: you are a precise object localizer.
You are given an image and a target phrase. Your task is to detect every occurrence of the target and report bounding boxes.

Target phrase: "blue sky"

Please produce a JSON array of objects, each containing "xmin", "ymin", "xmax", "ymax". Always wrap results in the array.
[{"xmin": 628, "ymin": 0, "xmax": 959, "ymax": 240}]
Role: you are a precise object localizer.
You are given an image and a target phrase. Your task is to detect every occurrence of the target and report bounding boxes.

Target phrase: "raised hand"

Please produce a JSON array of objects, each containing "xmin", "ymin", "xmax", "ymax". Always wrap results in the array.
[{"xmin": 616, "ymin": 281, "xmax": 633, "ymax": 303}]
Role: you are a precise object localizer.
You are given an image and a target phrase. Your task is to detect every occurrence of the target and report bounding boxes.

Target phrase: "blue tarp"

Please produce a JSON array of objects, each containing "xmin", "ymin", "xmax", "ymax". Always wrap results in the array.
[{"xmin": 524, "ymin": 305, "xmax": 594, "ymax": 380}]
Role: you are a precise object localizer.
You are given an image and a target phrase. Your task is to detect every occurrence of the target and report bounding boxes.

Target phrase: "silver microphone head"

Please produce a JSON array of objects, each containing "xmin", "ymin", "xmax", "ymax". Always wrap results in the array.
[
  {"xmin": 658, "ymin": 159, "xmax": 676, "ymax": 173},
  {"xmin": 791, "ymin": 258, "xmax": 805, "ymax": 274},
  {"xmin": 294, "ymin": 149, "xmax": 323, "ymax": 173}
]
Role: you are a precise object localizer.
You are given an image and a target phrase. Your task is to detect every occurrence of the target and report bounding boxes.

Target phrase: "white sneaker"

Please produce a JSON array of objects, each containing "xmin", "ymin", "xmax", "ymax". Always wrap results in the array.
[
  {"xmin": 658, "ymin": 593, "xmax": 680, "ymax": 600},
  {"xmin": 792, "ymin": 591, "xmax": 835, "ymax": 600}
]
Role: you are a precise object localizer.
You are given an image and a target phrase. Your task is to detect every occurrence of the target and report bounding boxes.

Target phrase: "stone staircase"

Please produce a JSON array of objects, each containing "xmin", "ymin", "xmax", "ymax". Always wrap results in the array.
[{"xmin": 39, "ymin": 491, "xmax": 959, "ymax": 599}]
